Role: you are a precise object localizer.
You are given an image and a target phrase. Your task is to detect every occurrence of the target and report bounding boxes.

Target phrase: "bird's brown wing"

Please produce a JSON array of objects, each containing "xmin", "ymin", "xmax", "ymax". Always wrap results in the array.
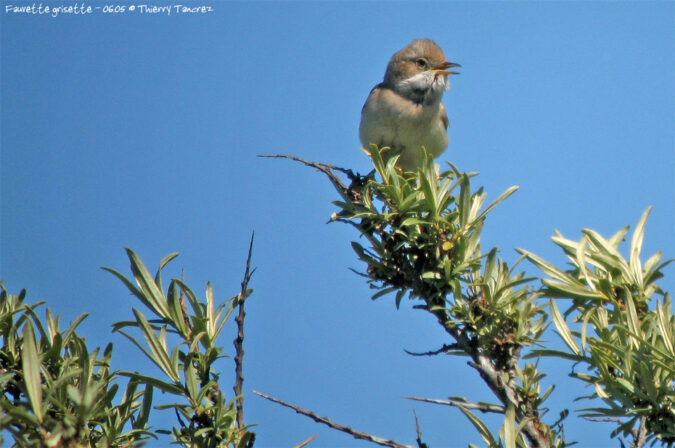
[
  {"xmin": 440, "ymin": 103, "xmax": 449, "ymax": 129},
  {"xmin": 361, "ymin": 83, "xmax": 386, "ymax": 114}
]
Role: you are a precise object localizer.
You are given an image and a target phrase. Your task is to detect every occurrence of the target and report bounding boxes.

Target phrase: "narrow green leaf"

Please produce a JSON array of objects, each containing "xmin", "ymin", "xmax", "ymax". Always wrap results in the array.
[
  {"xmin": 582, "ymin": 229, "xmax": 630, "ymax": 278},
  {"xmin": 368, "ymin": 144, "xmax": 389, "ymax": 183},
  {"xmin": 174, "ymin": 279, "xmax": 204, "ymax": 318},
  {"xmin": 21, "ymin": 320, "xmax": 43, "ymax": 422},
  {"xmin": 371, "ymin": 287, "xmax": 396, "ymax": 301},
  {"xmin": 400, "ymin": 217, "xmax": 430, "ymax": 227},
  {"xmin": 117, "ymin": 371, "xmax": 183, "ymax": 395},
  {"xmin": 395, "ymin": 289, "xmax": 406, "ymax": 309},
  {"xmin": 615, "ymin": 378, "xmax": 636, "ymax": 394},
  {"xmin": 624, "ymin": 295, "xmax": 641, "ymax": 349},
  {"xmin": 135, "ymin": 384, "xmax": 153, "ymax": 429},
  {"xmin": 458, "ymin": 174, "xmax": 471, "ymax": 226},
  {"xmin": 473, "ymin": 185, "xmax": 519, "ymax": 225},
  {"xmin": 184, "ymin": 352, "xmax": 199, "ymax": 400},
  {"xmin": 457, "ymin": 405, "xmax": 499, "ymax": 447},
  {"xmin": 549, "ymin": 300, "xmax": 580, "ymax": 356},
  {"xmin": 155, "ymin": 252, "xmax": 180, "ymax": 290},
  {"xmin": 503, "ymin": 403, "xmax": 516, "ymax": 448},
  {"xmin": 542, "ymin": 278, "xmax": 606, "ymax": 302},
  {"xmin": 167, "ymin": 281, "xmax": 189, "ymax": 337},
  {"xmin": 629, "ymin": 207, "xmax": 651, "ymax": 290},
  {"xmin": 580, "ymin": 309, "xmax": 593, "ymax": 352},
  {"xmin": 61, "ymin": 313, "xmax": 88, "ymax": 348},
  {"xmin": 593, "ymin": 382, "xmax": 609, "ymax": 399},
  {"xmin": 656, "ymin": 299, "xmax": 674, "ymax": 354},
  {"xmin": 206, "ymin": 281, "xmax": 215, "ymax": 338},
  {"xmin": 126, "ymin": 248, "xmax": 171, "ymax": 319},
  {"xmin": 419, "ymin": 169, "xmax": 438, "ymax": 217},
  {"xmin": 576, "ymin": 235, "xmax": 595, "ymax": 290},
  {"xmin": 608, "ymin": 225, "xmax": 630, "ymax": 249},
  {"xmin": 517, "ymin": 249, "xmax": 578, "ymax": 285},
  {"xmin": 102, "ymin": 266, "xmax": 158, "ymax": 317},
  {"xmin": 133, "ymin": 308, "xmax": 180, "ymax": 383},
  {"xmin": 526, "ymin": 349, "xmax": 583, "ymax": 362}
]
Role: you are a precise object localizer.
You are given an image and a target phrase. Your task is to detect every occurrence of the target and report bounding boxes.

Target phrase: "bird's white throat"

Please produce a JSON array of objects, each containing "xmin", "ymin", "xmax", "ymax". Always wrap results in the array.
[{"xmin": 397, "ymin": 71, "xmax": 449, "ymax": 104}]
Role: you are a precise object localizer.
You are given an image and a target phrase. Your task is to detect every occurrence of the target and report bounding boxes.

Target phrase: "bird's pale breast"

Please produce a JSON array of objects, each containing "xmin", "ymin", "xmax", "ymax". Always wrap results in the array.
[{"xmin": 360, "ymin": 86, "xmax": 449, "ymax": 171}]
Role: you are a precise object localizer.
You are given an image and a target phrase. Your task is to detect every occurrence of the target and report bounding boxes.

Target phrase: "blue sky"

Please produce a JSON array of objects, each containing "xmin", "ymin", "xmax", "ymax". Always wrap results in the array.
[{"xmin": 1, "ymin": 1, "xmax": 673, "ymax": 447}]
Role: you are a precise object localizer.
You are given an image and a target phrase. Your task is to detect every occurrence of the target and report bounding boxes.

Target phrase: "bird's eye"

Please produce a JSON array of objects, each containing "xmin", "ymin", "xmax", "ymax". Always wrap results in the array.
[{"xmin": 415, "ymin": 58, "xmax": 427, "ymax": 69}]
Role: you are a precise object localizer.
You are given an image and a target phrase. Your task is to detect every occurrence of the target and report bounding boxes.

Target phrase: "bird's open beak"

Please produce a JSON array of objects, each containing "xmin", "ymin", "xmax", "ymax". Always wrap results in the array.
[{"xmin": 433, "ymin": 61, "xmax": 461, "ymax": 76}]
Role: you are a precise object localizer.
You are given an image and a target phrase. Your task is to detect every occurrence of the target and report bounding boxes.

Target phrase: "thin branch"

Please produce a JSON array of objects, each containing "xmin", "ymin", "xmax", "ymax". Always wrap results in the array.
[
  {"xmin": 259, "ymin": 154, "xmax": 375, "ymax": 206},
  {"xmin": 259, "ymin": 154, "xmax": 350, "ymax": 198},
  {"xmin": 253, "ymin": 390, "xmax": 414, "ymax": 448},
  {"xmin": 403, "ymin": 396, "xmax": 505, "ymax": 414},
  {"xmin": 293, "ymin": 434, "xmax": 317, "ymax": 448},
  {"xmin": 631, "ymin": 416, "xmax": 648, "ymax": 448},
  {"xmin": 431, "ymin": 309, "xmax": 550, "ymax": 447},
  {"xmin": 234, "ymin": 232, "xmax": 255, "ymax": 430},
  {"xmin": 404, "ymin": 343, "xmax": 461, "ymax": 357},
  {"xmin": 584, "ymin": 417, "xmax": 624, "ymax": 424},
  {"xmin": 413, "ymin": 410, "xmax": 427, "ymax": 448}
]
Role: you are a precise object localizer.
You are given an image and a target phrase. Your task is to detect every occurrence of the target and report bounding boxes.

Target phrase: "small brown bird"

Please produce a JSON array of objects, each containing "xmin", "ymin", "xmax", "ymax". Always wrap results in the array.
[{"xmin": 359, "ymin": 39, "xmax": 460, "ymax": 171}]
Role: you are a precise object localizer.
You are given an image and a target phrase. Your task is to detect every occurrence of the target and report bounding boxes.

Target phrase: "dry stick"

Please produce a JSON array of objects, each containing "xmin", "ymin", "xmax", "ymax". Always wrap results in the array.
[
  {"xmin": 293, "ymin": 434, "xmax": 317, "ymax": 448},
  {"xmin": 403, "ymin": 396, "xmax": 505, "ymax": 414},
  {"xmin": 233, "ymin": 232, "xmax": 256, "ymax": 430},
  {"xmin": 253, "ymin": 391, "xmax": 414, "ymax": 448},
  {"xmin": 413, "ymin": 410, "xmax": 427, "ymax": 448},
  {"xmin": 258, "ymin": 154, "xmax": 367, "ymax": 203}
]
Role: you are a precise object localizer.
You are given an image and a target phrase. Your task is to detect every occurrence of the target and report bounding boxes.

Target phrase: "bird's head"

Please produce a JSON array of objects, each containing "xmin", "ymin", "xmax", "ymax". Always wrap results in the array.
[{"xmin": 383, "ymin": 39, "xmax": 460, "ymax": 105}]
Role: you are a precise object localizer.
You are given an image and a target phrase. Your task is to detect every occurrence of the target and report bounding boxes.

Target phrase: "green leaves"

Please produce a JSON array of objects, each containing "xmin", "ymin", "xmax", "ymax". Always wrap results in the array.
[
  {"xmin": 21, "ymin": 320, "xmax": 43, "ymax": 423},
  {"xmin": 340, "ymin": 146, "xmax": 521, "ymax": 312},
  {"xmin": 0, "ymin": 284, "xmax": 155, "ymax": 447},
  {"xmin": 105, "ymin": 249, "xmax": 255, "ymax": 447},
  {"xmin": 0, "ymin": 247, "xmax": 255, "ymax": 448},
  {"xmin": 331, "ymin": 146, "xmax": 560, "ymax": 446},
  {"xmin": 522, "ymin": 208, "xmax": 675, "ymax": 446}
]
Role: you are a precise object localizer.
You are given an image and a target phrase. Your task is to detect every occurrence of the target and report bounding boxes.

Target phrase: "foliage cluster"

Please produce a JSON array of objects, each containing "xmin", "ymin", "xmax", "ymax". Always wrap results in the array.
[
  {"xmin": 316, "ymin": 146, "xmax": 673, "ymax": 448},
  {"xmin": 0, "ymin": 247, "xmax": 255, "ymax": 447},
  {"xmin": 1, "ymin": 147, "xmax": 672, "ymax": 448}
]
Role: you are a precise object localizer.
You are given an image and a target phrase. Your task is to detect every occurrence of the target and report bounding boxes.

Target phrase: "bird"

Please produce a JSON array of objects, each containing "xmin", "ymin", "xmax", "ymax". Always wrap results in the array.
[{"xmin": 359, "ymin": 39, "xmax": 460, "ymax": 172}]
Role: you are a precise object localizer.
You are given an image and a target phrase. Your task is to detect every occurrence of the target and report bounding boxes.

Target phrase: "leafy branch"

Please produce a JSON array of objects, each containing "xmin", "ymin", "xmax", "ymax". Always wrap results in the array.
[
  {"xmin": 519, "ymin": 207, "xmax": 674, "ymax": 448},
  {"xmin": 263, "ymin": 147, "xmax": 561, "ymax": 448},
  {"xmin": 104, "ymin": 247, "xmax": 257, "ymax": 448}
]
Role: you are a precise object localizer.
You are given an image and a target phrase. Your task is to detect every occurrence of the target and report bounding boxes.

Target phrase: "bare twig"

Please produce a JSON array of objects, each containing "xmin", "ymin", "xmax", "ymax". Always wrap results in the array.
[
  {"xmin": 584, "ymin": 417, "xmax": 624, "ymax": 424},
  {"xmin": 404, "ymin": 343, "xmax": 461, "ymax": 357},
  {"xmin": 234, "ymin": 232, "xmax": 256, "ymax": 430},
  {"xmin": 253, "ymin": 390, "xmax": 414, "ymax": 448},
  {"xmin": 259, "ymin": 154, "xmax": 376, "ymax": 207},
  {"xmin": 259, "ymin": 154, "xmax": 351, "ymax": 199},
  {"xmin": 413, "ymin": 410, "xmax": 427, "ymax": 448},
  {"xmin": 403, "ymin": 396, "xmax": 505, "ymax": 414},
  {"xmin": 293, "ymin": 434, "xmax": 317, "ymax": 448}
]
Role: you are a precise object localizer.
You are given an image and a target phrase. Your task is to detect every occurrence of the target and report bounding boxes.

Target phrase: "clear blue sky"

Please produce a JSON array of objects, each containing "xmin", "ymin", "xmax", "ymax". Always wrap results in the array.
[{"xmin": 1, "ymin": 1, "xmax": 673, "ymax": 447}]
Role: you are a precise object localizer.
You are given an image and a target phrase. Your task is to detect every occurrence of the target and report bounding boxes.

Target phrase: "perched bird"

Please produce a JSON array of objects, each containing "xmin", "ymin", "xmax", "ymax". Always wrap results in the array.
[{"xmin": 359, "ymin": 39, "xmax": 460, "ymax": 171}]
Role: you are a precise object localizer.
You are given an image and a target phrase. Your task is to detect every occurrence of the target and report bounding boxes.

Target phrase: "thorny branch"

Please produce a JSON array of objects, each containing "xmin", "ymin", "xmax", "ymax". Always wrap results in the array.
[
  {"xmin": 413, "ymin": 410, "xmax": 428, "ymax": 448},
  {"xmin": 403, "ymin": 396, "xmax": 505, "ymax": 414},
  {"xmin": 253, "ymin": 391, "xmax": 414, "ymax": 448},
  {"xmin": 234, "ymin": 232, "xmax": 256, "ymax": 431}
]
